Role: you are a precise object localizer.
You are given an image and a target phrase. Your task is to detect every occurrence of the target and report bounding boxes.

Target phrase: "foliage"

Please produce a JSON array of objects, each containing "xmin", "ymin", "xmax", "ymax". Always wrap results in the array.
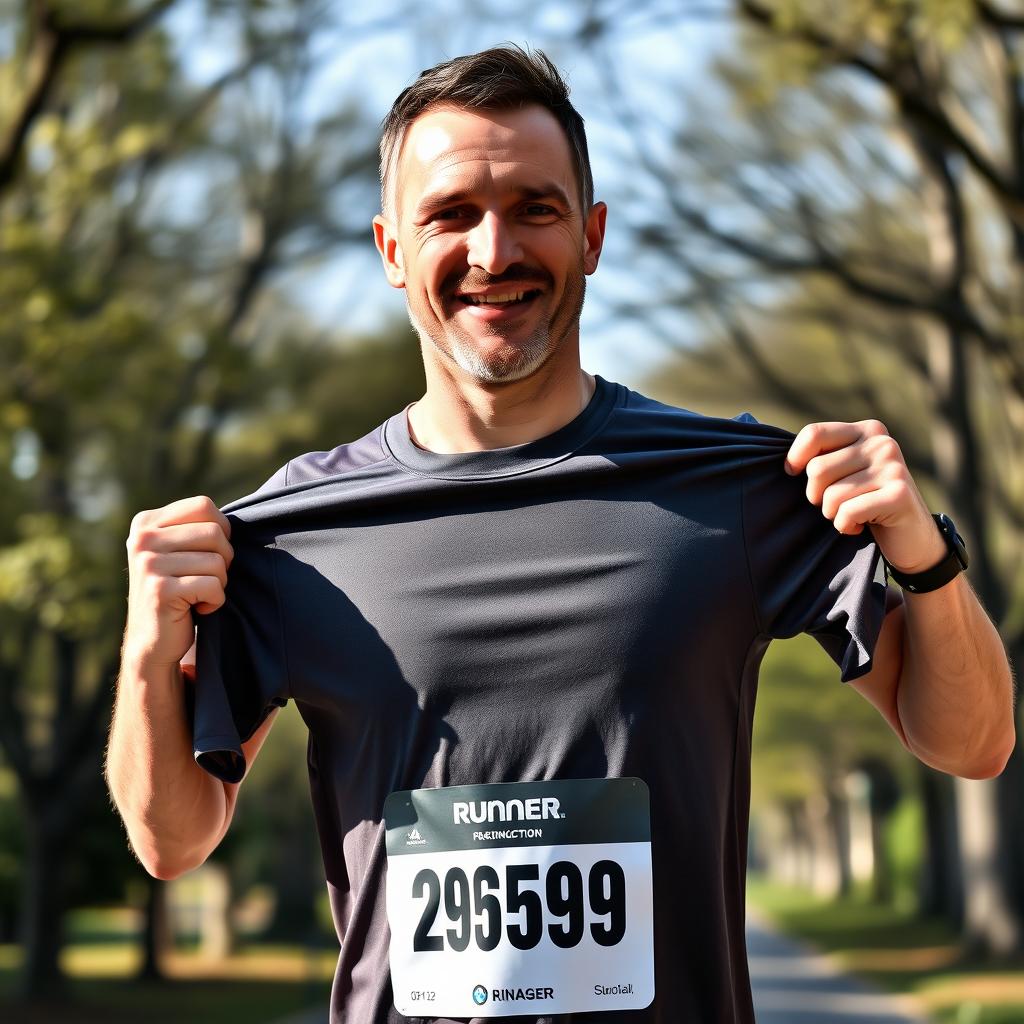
[
  {"xmin": 751, "ymin": 634, "xmax": 908, "ymax": 808},
  {"xmin": 0, "ymin": 0, "xmax": 423, "ymax": 994}
]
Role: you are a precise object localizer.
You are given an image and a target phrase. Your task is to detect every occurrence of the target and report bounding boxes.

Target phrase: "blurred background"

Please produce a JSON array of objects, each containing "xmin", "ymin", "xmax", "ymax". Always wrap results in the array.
[{"xmin": 1, "ymin": 1, "xmax": 1022, "ymax": 1021}]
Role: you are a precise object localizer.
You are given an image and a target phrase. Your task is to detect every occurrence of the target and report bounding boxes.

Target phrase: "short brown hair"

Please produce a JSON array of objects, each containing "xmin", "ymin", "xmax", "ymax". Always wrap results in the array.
[{"xmin": 379, "ymin": 45, "xmax": 594, "ymax": 220}]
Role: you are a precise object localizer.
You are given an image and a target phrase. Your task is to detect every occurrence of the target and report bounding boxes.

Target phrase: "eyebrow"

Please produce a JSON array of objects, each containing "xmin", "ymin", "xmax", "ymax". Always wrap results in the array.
[{"xmin": 414, "ymin": 181, "xmax": 574, "ymax": 219}]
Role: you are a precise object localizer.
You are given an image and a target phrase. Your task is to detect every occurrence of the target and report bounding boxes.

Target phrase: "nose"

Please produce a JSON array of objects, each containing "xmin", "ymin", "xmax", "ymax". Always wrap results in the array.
[{"xmin": 465, "ymin": 211, "xmax": 522, "ymax": 275}]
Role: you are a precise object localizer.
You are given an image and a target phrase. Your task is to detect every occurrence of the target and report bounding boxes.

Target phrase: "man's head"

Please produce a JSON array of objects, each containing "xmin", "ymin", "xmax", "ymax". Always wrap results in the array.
[
  {"xmin": 373, "ymin": 46, "xmax": 606, "ymax": 386},
  {"xmin": 378, "ymin": 46, "xmax": 594, "ymax": 222}
]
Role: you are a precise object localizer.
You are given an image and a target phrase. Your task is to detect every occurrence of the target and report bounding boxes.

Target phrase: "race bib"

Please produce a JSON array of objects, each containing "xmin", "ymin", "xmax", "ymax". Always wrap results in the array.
[{"xmin": 383, "ymin": 777, "xmax": 654, "ymax": 1018}]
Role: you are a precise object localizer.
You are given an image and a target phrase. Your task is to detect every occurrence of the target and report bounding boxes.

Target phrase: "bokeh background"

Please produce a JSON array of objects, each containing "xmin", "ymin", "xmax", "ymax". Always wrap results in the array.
[{"xmin": 1, "ymin": 1, "xmax": 1022, "ymax": 1021}]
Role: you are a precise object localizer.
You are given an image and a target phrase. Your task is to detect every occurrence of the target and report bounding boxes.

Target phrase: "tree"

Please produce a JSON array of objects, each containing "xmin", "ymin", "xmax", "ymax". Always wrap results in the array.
[
  {"xmin": 583, "ymin": 0, "xmax": 1022, "ymax": 953},
  {"xmin": 751, "ymin": 633, "xmax": 910, "ymax": 897},
  {"xmin": 0, "ymin": 0, "xmax": 420, "ymax": 999}
]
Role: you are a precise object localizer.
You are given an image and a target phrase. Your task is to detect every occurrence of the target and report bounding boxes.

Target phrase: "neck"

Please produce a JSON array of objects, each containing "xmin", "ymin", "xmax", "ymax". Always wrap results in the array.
[{"xmin": 407, "ymin": 352, "xmax": 596, "ymax": 454}]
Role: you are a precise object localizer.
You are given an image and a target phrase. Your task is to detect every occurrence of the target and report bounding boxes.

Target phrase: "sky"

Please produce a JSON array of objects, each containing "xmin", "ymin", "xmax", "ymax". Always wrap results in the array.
[{"xmin": 165, "ymin": 0, "xmax": 737, "ymax": 391}]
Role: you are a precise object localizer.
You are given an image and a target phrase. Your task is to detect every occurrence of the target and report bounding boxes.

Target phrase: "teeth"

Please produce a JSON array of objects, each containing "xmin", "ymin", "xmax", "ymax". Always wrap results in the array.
[{"xmin": 464, "ymin": 291, "xmax": 528, "ymax": 304}]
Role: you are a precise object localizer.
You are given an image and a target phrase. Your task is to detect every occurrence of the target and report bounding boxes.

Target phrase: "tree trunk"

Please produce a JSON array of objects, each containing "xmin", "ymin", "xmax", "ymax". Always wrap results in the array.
[
  {"xmin": 266, "ymin": 816, "xmax": 321, "ymax": 942},
  {"xmin": 917, "ymin": 765, "xmax": 962, "ymax": 924},
  {"xmin": 199, "ymin": 862, "xmax": 235, "ymax": 960},
  {"xmin": 869, "ymin": 810, "xmax": 892, "ymax": 904},
  {"xmin": 957, "ymin": 774, "xmax": 1021, "ymax": 955},
  {"xmin": 18, "ymin": 813, "xmax": 68, "ymax": 1000},
  {"xmin": 138, "ymin": 875, "xmax": 171, "ymax": 980},
  {"xmin": 995, "ymin": 641, "xmax": 1024, "ymax": 933},
  {"xmin": 825, "ymin": 786, "xmax": 852, "ymax": 898}
]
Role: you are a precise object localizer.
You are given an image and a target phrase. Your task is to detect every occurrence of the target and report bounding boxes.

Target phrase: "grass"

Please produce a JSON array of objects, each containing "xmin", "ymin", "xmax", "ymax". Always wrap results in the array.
[
  {"xmin": 747, "ymin": 875, "xmax": 1024, "ymax": 1024},
  {"xmin": 0, "ymin": 907, "xmax": 336, "ymax": 1024}
]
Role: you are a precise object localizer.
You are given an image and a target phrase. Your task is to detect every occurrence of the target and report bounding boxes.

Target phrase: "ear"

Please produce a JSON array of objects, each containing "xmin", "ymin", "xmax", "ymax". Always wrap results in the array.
[
  {"xmin": 582, "ymin": 201, "xmax": 607, "ymax": 276},
  {"xmin": 373, "ymin": 214, "xmax": 406, "ymax": 289}
]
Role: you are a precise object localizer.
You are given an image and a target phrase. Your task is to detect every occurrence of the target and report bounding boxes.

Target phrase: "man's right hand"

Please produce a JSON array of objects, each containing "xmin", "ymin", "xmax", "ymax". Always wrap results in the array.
[{"xmin": 124, "ymin": 495, "xmax": 234, "ymax": 669}]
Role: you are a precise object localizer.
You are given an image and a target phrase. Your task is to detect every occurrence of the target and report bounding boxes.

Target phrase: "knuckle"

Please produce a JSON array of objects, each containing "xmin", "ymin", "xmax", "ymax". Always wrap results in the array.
[
  {"xmin": 861, "ymin": 418, "xmax": 888, "ymax": 437},
  {"xmin": 800, "ymin": 423, "xmax": 822, "ymax": 445},
  {"xmin": 888, "ymin": 478, "xmax": 912, "ymax": 504},
  {"xmin": 137, "ymin": 550, "xmax": 161, "ymax": 576},
  {"xmin": 127, "ymin": 511, "xmax": 152, "ymax": 546},
  {"xmin": 134, "ymin": 526, "xmax": 160, "ymax": 551},
  {"xmin": 871, "ymin": 433, "xmax": 900, "ymax": 457}
]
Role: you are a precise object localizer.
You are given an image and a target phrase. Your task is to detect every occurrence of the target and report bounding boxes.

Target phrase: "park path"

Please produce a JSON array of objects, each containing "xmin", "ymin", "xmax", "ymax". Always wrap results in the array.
[
  {"xmin": 270, "ymin": 913, "xmax": 934, "ymax": 1024},
  {"xmin": 746, "ymin": 911, "xmax": 932, "ymax": 1024}
]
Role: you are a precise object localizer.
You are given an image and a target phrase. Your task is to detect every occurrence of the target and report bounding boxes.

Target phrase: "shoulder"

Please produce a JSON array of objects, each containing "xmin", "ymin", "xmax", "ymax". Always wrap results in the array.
[
  {"xmin": 605, "ymin": 382, "xmax": 795, "ymax": 457},
  {"xmin": 222, "ymin": 423, "xmax": 391, "ymax": 519},
  {"xmin": 279, "ymin": 425, "xmax": 389, "ymax": 487}
]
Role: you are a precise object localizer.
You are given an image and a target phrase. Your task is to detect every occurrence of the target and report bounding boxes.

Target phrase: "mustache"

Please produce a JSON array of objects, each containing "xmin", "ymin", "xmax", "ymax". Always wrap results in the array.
[{"xmin": 445, "ymin": 266, "xmax": 552, "ymax": 295}]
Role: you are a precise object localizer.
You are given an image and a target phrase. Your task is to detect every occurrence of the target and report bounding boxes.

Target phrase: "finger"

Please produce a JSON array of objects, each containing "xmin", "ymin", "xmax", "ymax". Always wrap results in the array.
[
  {"xmin": 142, "ymin": 521, "xmax": 234, "ymax": 566},
  {"xmin": 150, "ymin": 496, "xmax": 231, "ymax": 538},
  {"xmin": 168, "ymin": 575, "xmax": 227, "ymax": 615},
  {"xmin": 786, "ymin": 419, "xmax": 886, "ymax": 476},
  {"xmin": 142, "ymin": 551, "xmax": 229, "ymax": 590},
  {"xmin": 819, "ymin": 468, "xmax": 879, "ymax": 522},
  {"xmin": 832, "ymin": 481, "xmax": 907, "ymax": 535},
  {"xmin": 804, "ymin": 446, "xmax": 871, "ymax": 506}
]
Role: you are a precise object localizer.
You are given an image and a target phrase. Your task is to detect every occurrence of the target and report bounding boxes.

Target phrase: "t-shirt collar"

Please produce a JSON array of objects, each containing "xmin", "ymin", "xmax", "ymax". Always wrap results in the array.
[{"xmin": 382, "ymin": 374, "xmax": 619, "ymax": 480}]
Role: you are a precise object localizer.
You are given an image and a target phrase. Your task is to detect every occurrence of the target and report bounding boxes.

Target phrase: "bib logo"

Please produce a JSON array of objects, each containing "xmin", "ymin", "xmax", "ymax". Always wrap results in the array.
[
  {"xmin": 453, "ymin": 796, "xmax": 563, "ymax": 824},
  {"xmin": 405, "ymin": 828, "xmax": 426, "ymax": 847},
  {"xmin": 472, "ymin": 985, "xmax": 488, "ymax": 1005}
]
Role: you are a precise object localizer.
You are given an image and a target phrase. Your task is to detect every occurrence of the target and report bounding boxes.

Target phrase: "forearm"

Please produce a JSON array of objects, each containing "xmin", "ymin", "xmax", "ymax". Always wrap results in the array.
[
  {"xmin": 896, "ymin": 576, "xmax": 1015, "ymax": 778},
  {"xmin": 106, "ymin": 652, "xmax": 232, "ymax": 879}
]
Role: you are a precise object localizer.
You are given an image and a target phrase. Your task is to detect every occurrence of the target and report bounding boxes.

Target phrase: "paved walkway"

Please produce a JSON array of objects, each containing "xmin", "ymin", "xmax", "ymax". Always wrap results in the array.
[
  {"xmin": 271, "ymin": 915, "xmax": 933, "ymax": 1024},
  {"xmin": 747, "ymin": 913, "xmax": 932, "ymax": 1023}
]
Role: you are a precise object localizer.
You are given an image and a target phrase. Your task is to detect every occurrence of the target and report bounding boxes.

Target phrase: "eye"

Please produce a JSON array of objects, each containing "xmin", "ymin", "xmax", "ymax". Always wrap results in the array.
[
  {"xmin": 434, "ymin": 207, "xmax": 468, "ymax": 221},
  {"xmin": 523, "ymin": 203, "xmax": 557, "ymax": 217}
]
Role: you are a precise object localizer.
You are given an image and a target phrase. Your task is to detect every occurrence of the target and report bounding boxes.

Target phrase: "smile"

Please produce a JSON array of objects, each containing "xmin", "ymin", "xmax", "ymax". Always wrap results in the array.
[{"xmin": 456, "ymin": 288, "xmax": 543, "ymax": 308}]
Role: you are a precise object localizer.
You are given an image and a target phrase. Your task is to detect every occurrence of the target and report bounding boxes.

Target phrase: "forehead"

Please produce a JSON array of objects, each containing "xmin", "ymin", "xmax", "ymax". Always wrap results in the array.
[{"xmin": 395, "ymin": 104, "xmax": 576, "ymax": 214}]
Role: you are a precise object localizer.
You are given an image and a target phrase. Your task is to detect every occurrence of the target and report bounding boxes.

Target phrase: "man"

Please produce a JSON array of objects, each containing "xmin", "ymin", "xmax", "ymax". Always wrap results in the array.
[{"xmin": 106, "ymin": 45, "xmax": 1014, "ymax": 1023}]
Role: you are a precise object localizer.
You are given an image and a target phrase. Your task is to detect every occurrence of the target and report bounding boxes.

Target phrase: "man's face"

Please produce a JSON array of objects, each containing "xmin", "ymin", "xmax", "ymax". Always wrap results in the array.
[{"xmin": 373, "ymin": 104, "xmax": 606, "ymax": 385}]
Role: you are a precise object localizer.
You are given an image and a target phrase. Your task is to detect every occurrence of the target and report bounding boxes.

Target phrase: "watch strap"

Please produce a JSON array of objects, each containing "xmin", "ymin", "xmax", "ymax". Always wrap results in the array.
[{"xmin": 883, "ymin": 513, "xmax": 969, "ymax": 594}]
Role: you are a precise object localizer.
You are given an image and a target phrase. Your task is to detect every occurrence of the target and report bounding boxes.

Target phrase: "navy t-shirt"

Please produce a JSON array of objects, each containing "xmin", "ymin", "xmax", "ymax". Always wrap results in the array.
[{"xmin": 193, "ymin": 375, "xmax": 888, "ymax": 1023}]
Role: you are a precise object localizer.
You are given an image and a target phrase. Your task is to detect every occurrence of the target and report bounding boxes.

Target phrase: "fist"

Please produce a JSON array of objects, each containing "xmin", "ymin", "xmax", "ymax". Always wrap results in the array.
[
  {"xmin": 785, "ymin": 419, "xmax": 945, "ymax": 573},
  {"xmin": 124, "ymin": 495, "xmax": 234, "ymax": 669}
]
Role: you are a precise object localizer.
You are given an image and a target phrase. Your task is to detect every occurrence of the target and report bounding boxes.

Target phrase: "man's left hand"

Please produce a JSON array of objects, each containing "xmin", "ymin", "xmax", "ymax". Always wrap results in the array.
[{"xmin": 785, "ymin": 419, "xmax": 946, "ymax": 575}]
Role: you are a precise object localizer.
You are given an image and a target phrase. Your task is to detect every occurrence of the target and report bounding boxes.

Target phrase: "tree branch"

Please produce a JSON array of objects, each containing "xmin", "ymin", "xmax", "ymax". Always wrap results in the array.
[
  {"xmin": 736, "ymin": 0, "xmax": 1024, "ymax": 228},
  {"xmin": 0, "ymin": 0, "xmax": 175, "ymax": 194},
  {"xmin": 977, "ymin": 0, "xmax": 1024, "ymax": 33}
]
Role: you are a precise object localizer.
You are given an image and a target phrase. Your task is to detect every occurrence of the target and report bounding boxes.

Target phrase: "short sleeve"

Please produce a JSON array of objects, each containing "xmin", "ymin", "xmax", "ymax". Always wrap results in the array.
[
  {"xmin": 740, "ymin": 429, "xmax": 889, "ymax": 682},
  {"xmin": 192, "ymin": 518, "xmax": 289, "ymax": 783}
]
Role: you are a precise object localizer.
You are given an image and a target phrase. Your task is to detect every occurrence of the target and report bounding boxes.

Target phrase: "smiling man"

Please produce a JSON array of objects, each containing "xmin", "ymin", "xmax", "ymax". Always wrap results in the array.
[
  {"xmin": 107, "ymin": 46, "xmax": 1014, "ymax": 1024},
  {"xmin": 374, "ymin": 102, "xmax": 602, "ymax": 396}
]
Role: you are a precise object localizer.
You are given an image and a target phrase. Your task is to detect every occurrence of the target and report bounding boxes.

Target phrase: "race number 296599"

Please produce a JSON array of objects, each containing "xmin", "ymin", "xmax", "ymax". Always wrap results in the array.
[
  {"xmin": 412, "ymin": 858, "xmax": 626, "ymax": 952},
  {"xmin": 384, "ymin": 777, "xmax": 654, "ymax": 1018}
]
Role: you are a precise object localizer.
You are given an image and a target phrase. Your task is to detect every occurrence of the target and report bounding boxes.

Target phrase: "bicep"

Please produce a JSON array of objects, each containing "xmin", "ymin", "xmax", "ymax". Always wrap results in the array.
[{"xmin": 847, "ymin": 588, "xmax": 909, "ymax": 747}]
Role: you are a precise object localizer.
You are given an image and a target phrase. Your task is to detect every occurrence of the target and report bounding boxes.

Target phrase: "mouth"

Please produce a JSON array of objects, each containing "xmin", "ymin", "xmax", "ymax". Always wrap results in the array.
[{"xmin": 452, "ymin": 288, "xmax": 543, "ymax": 319}]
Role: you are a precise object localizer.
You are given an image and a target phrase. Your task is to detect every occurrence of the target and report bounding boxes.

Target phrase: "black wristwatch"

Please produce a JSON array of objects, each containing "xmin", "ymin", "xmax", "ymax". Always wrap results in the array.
[{"xmin": 883, "ymin": 513, "xmax": 969, "ymax": 594}]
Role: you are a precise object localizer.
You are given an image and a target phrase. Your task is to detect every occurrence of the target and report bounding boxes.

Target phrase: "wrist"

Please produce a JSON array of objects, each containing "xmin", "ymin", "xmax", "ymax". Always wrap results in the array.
[
  {"xmin": 883, "ymin": 523, "xmax": 948, "ymax": 575},
  {"xmin": 883, "ymin": 513, "xmax": 969, "ymax": 595},
  {"xmin": 119, "ymin": 646, "xmax": 185, "ymax": 687}
]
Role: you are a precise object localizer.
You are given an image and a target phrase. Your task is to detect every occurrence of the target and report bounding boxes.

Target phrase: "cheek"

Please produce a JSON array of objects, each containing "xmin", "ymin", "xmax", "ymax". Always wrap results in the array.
[{"xmin": 413, "ymin": 238, "xmax": 463, "ymax": 293}]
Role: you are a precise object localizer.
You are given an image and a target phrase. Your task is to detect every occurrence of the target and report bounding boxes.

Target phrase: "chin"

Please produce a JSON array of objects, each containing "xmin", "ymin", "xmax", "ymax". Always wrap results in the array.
[
  {"xmin": 453, "ymin": 342, "xmax": 553, "ymax": 385},
  {"xmin": 408, "ymin": 307, "xmax": 556, "ymax": 385}
]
